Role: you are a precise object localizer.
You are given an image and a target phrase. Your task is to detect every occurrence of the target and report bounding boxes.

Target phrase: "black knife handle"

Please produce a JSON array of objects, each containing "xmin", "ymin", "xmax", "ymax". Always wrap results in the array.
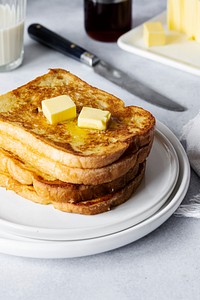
[{"xmin": 28, "ymin": 23, "xmax": 100, "ymax": 67}]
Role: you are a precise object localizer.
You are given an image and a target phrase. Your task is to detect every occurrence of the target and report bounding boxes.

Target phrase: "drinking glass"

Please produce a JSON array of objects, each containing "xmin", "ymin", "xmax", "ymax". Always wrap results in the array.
[{"xmin": 0, "ymin": 0, "xmax": 26, "ymax": 71}]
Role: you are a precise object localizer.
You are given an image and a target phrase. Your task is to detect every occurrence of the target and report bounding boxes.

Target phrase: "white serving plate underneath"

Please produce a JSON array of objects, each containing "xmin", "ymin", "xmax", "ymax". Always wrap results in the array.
[
  {"xmin": 0, "ymin": 123, "xmax": 179, "ymax": 241},
  {"xmin": 0, "ymin": 121, "xmax": 190, "ymax": 258}
]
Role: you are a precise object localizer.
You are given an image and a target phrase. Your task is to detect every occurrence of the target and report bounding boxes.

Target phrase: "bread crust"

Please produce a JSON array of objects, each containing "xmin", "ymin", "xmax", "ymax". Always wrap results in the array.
[
  {"xmin": 0, "ymin": 144, "xmax": 148, "ymax": 202},
  {"xmin": 32, "ymin": 162, "xmax": 144, "ymax": 203},
  {"xmin": 0, "ymin": 135, "xmax": 152, "ymax": 185},
  {"xmin": 0, "ymin": 163, "xmax": 145, "ymax": 215}
]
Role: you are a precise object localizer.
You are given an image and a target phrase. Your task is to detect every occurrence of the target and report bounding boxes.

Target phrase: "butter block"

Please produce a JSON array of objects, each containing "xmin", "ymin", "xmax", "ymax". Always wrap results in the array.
[
  {"xmin": 182, "ymin": 0, "xmax": 197, "ymax": 39},
  {"xmin": 42, "ymin": 95, "xmax": 76, "ymax": 124},
  {"xmin": 167, "ymin": 0, "xmax": 183, "ymax": 32},
  {"xmin": 195, "ymin": 0, "xmax": 200, "ymax": 42},
  {"xmin": 167, "ymin": 0, "xmax": 200, "ymax": 42},
  {"xmin": 143, "ymin": 22, "xmax": 166, "ymax": 47},
  {"xmin": 78, "ymin": 107, "xmax": 111, "ymax": 130}
]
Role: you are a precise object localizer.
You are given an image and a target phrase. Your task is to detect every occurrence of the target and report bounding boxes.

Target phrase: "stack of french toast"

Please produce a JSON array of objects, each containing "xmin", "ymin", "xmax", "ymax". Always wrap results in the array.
[{"xmin": 0, "ymin": 69, "xmax": 155, "ymax": 215}]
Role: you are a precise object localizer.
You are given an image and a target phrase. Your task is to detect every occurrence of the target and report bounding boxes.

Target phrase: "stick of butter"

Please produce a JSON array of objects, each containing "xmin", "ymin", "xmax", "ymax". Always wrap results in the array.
[
  {"xmin": 167, "ymin": 0, "xmax": 198, "ymax": 40},
  {"xmin": 143, "ymin": 22, "xmax": 166, "ymax": 47},
  {"xmin": 167, "ymin": 0, "xmax": 183, "ymax": 32},
  {"xmin": 42, "ymin": 95, "xmax": 76, "ymax": 124},
  {"xmin": 78, "ymin": 107, "xmax": 111, "ymax": 130}
]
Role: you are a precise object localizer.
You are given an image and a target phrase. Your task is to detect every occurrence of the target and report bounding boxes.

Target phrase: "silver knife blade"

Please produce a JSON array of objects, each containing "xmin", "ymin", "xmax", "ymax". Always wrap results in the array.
[
  {"xmin": 28, "ymin": 23, "xmax": 186, "ymax": 111},
  {"xmin": 93, "ymin": 60, "xmax": 186, "ymax": 111}
]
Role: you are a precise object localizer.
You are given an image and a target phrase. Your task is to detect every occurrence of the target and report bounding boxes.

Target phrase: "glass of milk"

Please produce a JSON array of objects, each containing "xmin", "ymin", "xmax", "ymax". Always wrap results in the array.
[{"xmin": 0, "ymin": 0, "xmax": 26, "ymax": 71}]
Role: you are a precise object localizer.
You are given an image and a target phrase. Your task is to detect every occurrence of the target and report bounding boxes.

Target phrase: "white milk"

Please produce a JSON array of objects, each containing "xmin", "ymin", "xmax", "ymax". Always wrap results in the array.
[{"xmin": 0, "ymin": 4, "xmax": 24, "ymax": 66}]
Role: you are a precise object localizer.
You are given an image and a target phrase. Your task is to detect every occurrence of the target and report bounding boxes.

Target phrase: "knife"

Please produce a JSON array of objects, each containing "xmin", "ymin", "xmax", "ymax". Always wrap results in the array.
[{"xmin": 28, "ymin": 23, "xmax": 186, "ymax": 111}]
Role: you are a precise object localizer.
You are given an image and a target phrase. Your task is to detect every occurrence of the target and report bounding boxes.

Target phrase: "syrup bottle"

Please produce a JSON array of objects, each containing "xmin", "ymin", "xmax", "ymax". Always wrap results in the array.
[{"xmin": 84, "ymin": 0, "xmax": 132, "ymax": 42}]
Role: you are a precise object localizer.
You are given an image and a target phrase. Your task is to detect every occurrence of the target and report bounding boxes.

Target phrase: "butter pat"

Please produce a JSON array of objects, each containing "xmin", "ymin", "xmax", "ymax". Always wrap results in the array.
[
  {"xmin": 78, "ymin": 107, "xmax": 111, "ymax": 130},
  {"xmin": 143, "ymin": 22, "xmax": 166, "ymax": 47},
  {"xmin": 42, "ymin": 95, "xmax": 76, "ymax": 124}
]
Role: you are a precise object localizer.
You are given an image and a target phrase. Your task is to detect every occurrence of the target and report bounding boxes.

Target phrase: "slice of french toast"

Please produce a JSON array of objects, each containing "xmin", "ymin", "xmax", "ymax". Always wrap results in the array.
[
  {"xmin": 32, "ymin": 162, "xmax": 144, "ymax": 203},
  {"xmin": 0, "ymin": 163, "xmax": 145, "ymax": 215},
  {"xmin": 0, "ymin": 135, "xmax": 152, "ymax": 185},
  {"xmin": 0, "ymin": 145, "xmax": 146, "ymax": 202},
  {"xmin": 0, "ymin": 68, "xmax": 155, "ymax": 170}
]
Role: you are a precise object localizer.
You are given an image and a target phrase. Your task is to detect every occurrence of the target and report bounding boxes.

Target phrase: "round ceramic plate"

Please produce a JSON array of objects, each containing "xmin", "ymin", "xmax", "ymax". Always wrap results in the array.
[
  {"xmin": 0, "ymin": 122, "xmax": 179, "ymax": 241},
  {"xmin": 0, "ymin": 121, "xmax": 190, "ymax": 258}
]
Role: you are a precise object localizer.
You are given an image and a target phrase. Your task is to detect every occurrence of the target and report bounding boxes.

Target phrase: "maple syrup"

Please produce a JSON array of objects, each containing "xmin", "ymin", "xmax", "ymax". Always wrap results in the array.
[{"xmin": 84, "ymin": 0, "xmax": 132, "ymax": 42}]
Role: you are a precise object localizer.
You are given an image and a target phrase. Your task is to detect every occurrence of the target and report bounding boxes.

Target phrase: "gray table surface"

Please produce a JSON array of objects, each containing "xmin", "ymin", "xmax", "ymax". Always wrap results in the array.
[{"xmin": 0, "ymin": 0, "xmax": 200, "ymax": 299}]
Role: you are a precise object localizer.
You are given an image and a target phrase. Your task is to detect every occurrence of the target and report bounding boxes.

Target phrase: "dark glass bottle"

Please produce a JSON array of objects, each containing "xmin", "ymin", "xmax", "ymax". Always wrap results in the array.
[{"xmin": 84, "ymin": 0, "xmax": 132, "ymax": 42}]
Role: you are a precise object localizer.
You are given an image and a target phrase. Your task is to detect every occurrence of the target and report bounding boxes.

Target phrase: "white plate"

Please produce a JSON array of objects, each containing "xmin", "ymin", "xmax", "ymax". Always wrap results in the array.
[
  {"xmin": 0, "ymin": 122, "xmax": 190, "ymax": 258},
  {"xmin": 0, "ymin": 123, "xmax": 179, "ymax": 241},
  {"xmin": 118, "ymin": 12, "xmax": 200, "ymax": 76}
]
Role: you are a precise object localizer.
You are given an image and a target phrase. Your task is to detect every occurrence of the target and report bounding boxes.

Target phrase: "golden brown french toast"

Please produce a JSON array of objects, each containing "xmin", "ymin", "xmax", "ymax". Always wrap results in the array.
[
  {"xmin": 0, "ymin": 68, "xmax": 155, "ymax": 170},
  {"xmin": 0, "ymin": 133, "xmax": 152, "ymax": 185},
  {"xmin": 0, "ymin": 69, "xmax": 155, "ymax": 214},
  {"xmin": 0, "ymin": 145, "xmax": 147, "ymax": 202},
  {"xmin": 0, "ymin": 140, "xmax": 150, "ymax": 194},
  {"xmin": 0, "ymin": 163, "xmax": 145, "ymax": 215},
  {"xmin": 32, "ymin": 162, "xmax": 144, "ymax": 203}
]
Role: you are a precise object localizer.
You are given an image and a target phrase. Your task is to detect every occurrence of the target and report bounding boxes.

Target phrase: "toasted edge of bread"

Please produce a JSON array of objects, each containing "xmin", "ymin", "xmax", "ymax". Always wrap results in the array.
[
  {"xmin": 0, "ymin": 144, "xmax": 147, "ymax": 201},
  {"xmin": 0, "ymin": 163, "xmax": 145, "ymax": 215},
  {"xmin": 32, "ymin": 162, "xmax": 145, "ymax": 203},
  {"xmin": 0, "ymin": 134, "xmax": 152, "ymax": 184}
]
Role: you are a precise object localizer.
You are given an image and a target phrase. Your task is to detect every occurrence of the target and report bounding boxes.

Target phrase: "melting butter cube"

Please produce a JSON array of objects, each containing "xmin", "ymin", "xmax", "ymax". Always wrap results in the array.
[
  {"xmin": 143, "ymin": 22, "xmax": 166, "ymax": 47},
  {"xmin": 78, "ymin": 107, "xmax": 111, "ymax": 130},
  {"xmin": 42, "ymin": 95, "xmax": 76, "ymax": 124}
]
